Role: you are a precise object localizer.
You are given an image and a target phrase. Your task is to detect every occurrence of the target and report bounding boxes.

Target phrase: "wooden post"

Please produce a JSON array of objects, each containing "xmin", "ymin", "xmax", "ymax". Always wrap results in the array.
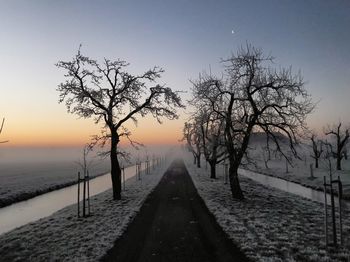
[
  {"xmin": 83, "ymin": 168, "xmax": 88, "ymax": 217},
  {"xmin": 139, "ymin": 162, "xmax": 142, "ymax": 180},
  {"xmin": 324, "ymin": 176, "xmax": 328, "ymax": 247},
  {"xmin": 87, "ymin": 170, "xmax": 90, "ymax": 216},
  {"xmin": 330, "ymin": 172, "xmax": 337, "ymax": 247},
  {"xmin": 77, "ymin": 171, "xmax": 80, "ymax": 218},
  {"xmin": 338, "ymin": 176, "xmax": 343, "ymax": 246},
  {"xmin": 82, "ymin": 170, "xmax": 86, "ymax": 217},
  {"xmin": 136, "ymin": 163, "xmax": 139, "ymax": 180},
  {"xmin": 122, "ymin": 167, "xmax": 125, "ymax": 191}
]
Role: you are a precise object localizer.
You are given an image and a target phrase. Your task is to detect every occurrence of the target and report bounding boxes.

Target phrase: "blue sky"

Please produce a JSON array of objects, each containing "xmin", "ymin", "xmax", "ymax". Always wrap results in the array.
[{"xmin": 0, "ymin": 0, "xmax": 349, "ymax": 145}]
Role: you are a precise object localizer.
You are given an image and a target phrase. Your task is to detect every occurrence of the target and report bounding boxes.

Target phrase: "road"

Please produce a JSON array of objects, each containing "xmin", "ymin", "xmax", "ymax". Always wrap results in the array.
[{"xmin": 101, "ymin": 159, "xmax": 249, "ymax": 262}]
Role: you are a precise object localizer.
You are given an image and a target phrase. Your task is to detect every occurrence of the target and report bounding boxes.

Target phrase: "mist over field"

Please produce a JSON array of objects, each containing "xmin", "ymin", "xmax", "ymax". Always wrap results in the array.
[{"xmin": 0, "ymin": 145, "xmax": 175, "ymax": 207}]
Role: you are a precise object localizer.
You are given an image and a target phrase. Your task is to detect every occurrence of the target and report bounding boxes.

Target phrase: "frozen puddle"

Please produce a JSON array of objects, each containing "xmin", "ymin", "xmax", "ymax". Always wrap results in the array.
[
  {"xmin": 239, "ymin": 168, "xmax": 350, "ymax": 209},
  {"xmin": 0, "ymin": 165, "xmax": 139, "ymax": 235}
]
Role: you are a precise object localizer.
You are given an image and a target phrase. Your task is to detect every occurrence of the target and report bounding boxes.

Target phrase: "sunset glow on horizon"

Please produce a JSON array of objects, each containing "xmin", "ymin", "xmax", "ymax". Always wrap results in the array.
[{"xmin": 1, "ymin": 113, "xmax": 186, "ymax": 147}]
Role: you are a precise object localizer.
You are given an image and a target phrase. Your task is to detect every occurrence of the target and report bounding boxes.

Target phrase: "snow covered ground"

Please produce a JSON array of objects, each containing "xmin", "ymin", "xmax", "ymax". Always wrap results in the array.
[
  {"xmin": 0, "ymin": 159, "xmax": 171, "ymax": 261},
  {"xmin": 0, "ymin": 145, "xmax": 173, "ymax": 207},
  {"xmin": 184, "ymin": 156, "xmax": 350, "ymax": 261},
  {"xmin": 247, "ymin": 142, "xmax": 350, "ymax": 199},
  {"xmin": 0, "ymin": 147, "xmax": 111, "ymax": 207}
]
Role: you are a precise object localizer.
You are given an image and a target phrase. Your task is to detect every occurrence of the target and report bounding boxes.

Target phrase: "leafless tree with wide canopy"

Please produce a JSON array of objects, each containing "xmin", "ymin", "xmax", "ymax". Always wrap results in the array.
[
  {"xmin": 56, "ymin": 48, "xmax": 184, "ymax": 200},
  {"xmin": 190, "ymin": 45, "xmax": 314, "ymax": 199}
]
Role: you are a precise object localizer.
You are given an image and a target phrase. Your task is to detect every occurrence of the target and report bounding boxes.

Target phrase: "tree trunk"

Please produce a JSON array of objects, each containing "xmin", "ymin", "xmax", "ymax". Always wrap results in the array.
[
  {"xmin": 315, "ymin": 158, "xmax": 319, "ymax": 169},
  {"xmin": 193, "ymin": 154, "xmax": 196, "ymax": 165},
  {"xmin": 209, "ymin": 161, "xmax": 216, "ymax": 179},
  {"xmin": 229, "ymin": 161, "xmax": 244, "ymax": 200},
  {"xmin": 197, "ymin": 153, "xmax": 201, "ymax": 168},
  {"xmin": 337, "ymin": 156, "xmax": 341, "ymax": 171},
  {"xmin": 110, "ymin": 130, "xmax": 121, "ymax": 200}
]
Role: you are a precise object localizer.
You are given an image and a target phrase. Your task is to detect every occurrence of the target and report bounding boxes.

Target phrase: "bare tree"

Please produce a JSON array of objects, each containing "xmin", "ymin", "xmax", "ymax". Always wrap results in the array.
[
  {"xmin": 196, "ymin": 109, "xmax": 226, "ymax": 178},
  {"xmin": 310, "ymin": 133, "xmax": 323, "ymax": 168},
  {"xmin": 75, "ymin": 144, "xmax": 93, "ymax": 217},
  {"xmin": 56, "ymin": 48, "xmax": 184, "ymax": 200},
  {"xmin": 75, "ymin": 144, "xmax": 94, "ymax": 177},
  {"xmin": 325, "ymin": 122, "xmax": 349, "ymax": 170},
  {"xmin": 191, "ymin": 45, "xmax": 314, "ymax": 199},
  {"xmin": 183, "ymin": 121, "xmax": 202, "ymax": 168},
  {"xmin": 0, "ymin": 118, "xmax": 8, "ymax": 144}
]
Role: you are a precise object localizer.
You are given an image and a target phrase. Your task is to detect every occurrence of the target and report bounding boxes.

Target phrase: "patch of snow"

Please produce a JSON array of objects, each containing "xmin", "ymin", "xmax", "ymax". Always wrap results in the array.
[
  {"xmin": 183, "ymin": 154, "xmax": 350, "ymax": 261},
  {"xmin": 0, "ymin": 159, "xmax": 172, "ymax": 261},
  {"xmin": 246, "ymin": 142, "xmax": 350, "ymax": 199}
]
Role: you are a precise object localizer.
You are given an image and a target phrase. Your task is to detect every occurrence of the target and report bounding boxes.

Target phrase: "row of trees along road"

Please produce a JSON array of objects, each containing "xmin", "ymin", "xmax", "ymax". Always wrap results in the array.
[
  {"xmin": 185, "ymin": 45, "xmax": 314, "ymax": 200},
  {"xmin": 310, "ymin": 123, "xmax": 349, "ymax": 170},
  {"xmin": 56, "ymin": 48, "xmax": 184, "ymax": 200}
]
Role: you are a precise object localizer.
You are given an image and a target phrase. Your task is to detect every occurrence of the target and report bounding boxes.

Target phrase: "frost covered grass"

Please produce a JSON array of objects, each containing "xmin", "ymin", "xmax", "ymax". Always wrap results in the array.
[
  {"xmin": 184, "ymin": 158, "xmax": 350, "ymax": 261},
  {"xmin": 247, "ymin": 142, "xmax": 350, "ymax": 199},
  {"xmin": 249, "ymin": 155, "xmax": 350, "ymax": 200},
  {"xmin": 0, "ymin": 146, "xmax": 172, "ymax": 207},
  {"xmin": 0, "ymin": 161, "xmax": 171, "ymax": 261},
  {"xmin": 0, "ymin": 160, "xmax": 110, "ymax": 208}
]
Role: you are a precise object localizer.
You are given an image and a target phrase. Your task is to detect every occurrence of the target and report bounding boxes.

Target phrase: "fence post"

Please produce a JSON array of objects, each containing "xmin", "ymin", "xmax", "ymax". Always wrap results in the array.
[
  {"xmin": 77, "ymin": 171, "xmax": 80, "ymax": 218},
  {"xmin": 330, "ymin": 172, "xmax": 337, "ymax": 247},
  {"xmin": 87, "ymin": 170, "xmax": 90, "ymax": 216},
  {"xmin": 338, "ymin": 176, "xmax": 343, "ymax": 246},
  {"xmin": 324, "ymin": 176, "xmax": 328, "ymax": 247},
  {"xmin": 83, "ymin": 169, "xmax": 87, "ymax": 217},
  {"xmin": 136, "ymin": 163, "xmax": 139, "ymax": 180},
  {"xmin": 122, "ymin": 167, "xmax": 125, "ymax": 191},
  {"xmin": 138, "ymin": 162, "xmax": 142, "ymax": 180}
]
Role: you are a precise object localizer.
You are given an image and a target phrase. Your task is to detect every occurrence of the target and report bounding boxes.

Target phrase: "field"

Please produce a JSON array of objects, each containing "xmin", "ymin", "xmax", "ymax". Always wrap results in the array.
[
  {"xmin": 246, "ymin": 138, "xmax": 350, "ymax": 199},
  {"xmin": 0, "ymin": 160, "xmax": 170, "ymax": 261},
  {"xmin": 184, "ymin": 154, "xmax": 350, "ymax": 261},
  {"xmin": 0, "ymin": 145, "xmax": 173, "ymax": 207},
  {"xmin": 0, "ymin": 147, "xmax": 110, "ymax": 207}
]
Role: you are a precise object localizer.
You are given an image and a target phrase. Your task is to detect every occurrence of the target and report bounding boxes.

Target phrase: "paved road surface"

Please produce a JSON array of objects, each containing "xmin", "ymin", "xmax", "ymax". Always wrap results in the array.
[{"xmin": 101, "ymin": 159, "xmax": 249, "ymax": 262}]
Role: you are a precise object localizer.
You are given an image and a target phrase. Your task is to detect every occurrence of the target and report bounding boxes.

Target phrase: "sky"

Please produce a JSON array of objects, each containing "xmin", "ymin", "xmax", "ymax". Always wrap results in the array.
[{"xmin": 0, "ymin": 0, "xmax": 349, "ymax": 147}]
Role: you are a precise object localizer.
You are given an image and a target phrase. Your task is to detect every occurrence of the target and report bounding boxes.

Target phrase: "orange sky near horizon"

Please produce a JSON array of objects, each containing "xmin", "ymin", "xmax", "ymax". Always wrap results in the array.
[{"xmin": 1, "ymin": 111, "xmax": 186, "ymax": 148}]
